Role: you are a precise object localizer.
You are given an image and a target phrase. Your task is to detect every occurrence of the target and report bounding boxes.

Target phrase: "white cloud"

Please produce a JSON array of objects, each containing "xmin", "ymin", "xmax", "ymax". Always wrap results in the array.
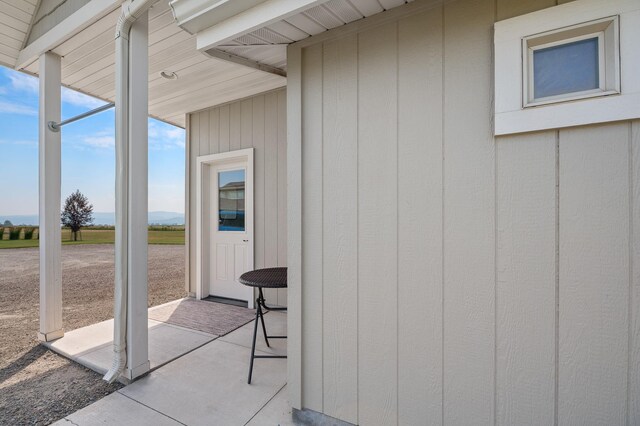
[
  {"xmin": 148, "ymin": 183, "xmax": 185, "ymax": 212},
  {"xmin": 0, "ymin": 100, "xmax": 37, "ymax": 116},
  {"xmin": 83, "ymin": 135, "xmax": 115, "ymax": 149},
  {"xmin": 72, "ymin": 123, "xmax": 184, "ymax": 152},
  {"xmin": 7, "ymin": 70, "xmax": 106, "ymax": 109},
  {"xmin": 8, "ymin": 71, "xmax": 38, "ymax": 93},
  {"xmin": 64, "ymin": 129, "xmax": 115, "ymax": 150},
  {"xmin": 148, "ymin": 121, "xmax": 185, "ymax": 150},
  {"xmin": 0, "ymin": 139, "xmax": 37, "ymax": 146},
  {"xmin": 62, "ymin": 88, "xmax": 106, "ymax": 109}
]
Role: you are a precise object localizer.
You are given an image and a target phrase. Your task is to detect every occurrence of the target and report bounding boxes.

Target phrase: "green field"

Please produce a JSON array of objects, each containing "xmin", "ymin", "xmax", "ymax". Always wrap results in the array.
[{"xmin": 0, "ymin": 228, "xmax": 184, "ymax": 249}]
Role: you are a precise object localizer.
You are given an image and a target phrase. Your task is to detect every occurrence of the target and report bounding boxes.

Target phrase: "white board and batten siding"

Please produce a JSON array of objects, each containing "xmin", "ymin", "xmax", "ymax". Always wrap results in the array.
[
  {"xmin": 287, "ymin": 0, "xmax": 640, "ymax": 424},
  {"xmin": 186, "ymin": 89, "xmax": 287, "ymax": 307}
]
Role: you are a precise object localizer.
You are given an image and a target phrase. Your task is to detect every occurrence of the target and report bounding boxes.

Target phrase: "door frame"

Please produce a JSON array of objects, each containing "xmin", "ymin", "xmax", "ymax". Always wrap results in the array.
[{"xmin": 196, "ymin": 148, "xmax": 254, "ymax": 307}]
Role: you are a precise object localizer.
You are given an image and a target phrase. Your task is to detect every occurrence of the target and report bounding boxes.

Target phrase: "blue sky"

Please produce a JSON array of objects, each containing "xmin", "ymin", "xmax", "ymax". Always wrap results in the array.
[{"xmin": 0, "ymin": 66, "xmax": 185, "ymax": 216}]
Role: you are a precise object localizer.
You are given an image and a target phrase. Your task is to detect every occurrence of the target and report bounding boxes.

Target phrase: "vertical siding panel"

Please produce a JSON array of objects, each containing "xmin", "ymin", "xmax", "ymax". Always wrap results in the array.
[
  {"xmin": 189, "ymin": 113, "xmax": 200, "ymax": 295},
  {"xmin": 253, "ymin": 94, "xmax": 272, "ymax": 301},
  {"xmin": 559, "ymin": 123, "xmax": 629, "ymax": 425},
  {"xmin": 288, "ymin": 45, "xmax": 303, "ymax": 410},
  {"xmin": 632, "ymin": 120, "xmax": 640, "ymax": 423},
  {"xmin": 495, "ymin": 3, "xmax": 557, "ymax": 425},
  {"xmin": 219, "ymin": 105, "xmax": 230, "ymax": 153},
  {"xmin": 241, "ymin": 98, "xmax": 253, "ymax": 150},
  {"xmin": 495, "ymin": 131, "xmax": 556, "ymax": 425},
  {"xmin": 496, "ymin": 0, "xmax": 555, "ymax": 20},
  {"xmin": 260, "ymin": 93, "xmax": 279, "ymax": 304},
  {"xmin": 185, "ymin": 114, "xmax": 191, "ymax": 294},
  {"xmin": 276, "ymin": 90, "xmax": 288, "ymax": 306},
  {"xmin": 199, "ymin": 111, "xmax": 211, "ymax": 289},
  {"xmin": 209, "ymin": 108, "xmax": 219, "ymax": 154},
  {"xmin": 301, "ymin": 43, "xmax": 324, "ymax": 412},
  {"xmin": 199, "ymin": 111, "xmax": 210, "ymax": 156},
  {"xmin": 442, "ymin": 0, "xmax": 495, "ymax": 423},
  {"xmin": 265, "ymin": 95, "xmax": 279, "ymax": 270},
  {"xmin": 254, "ymin": 97, "xmax": 266, "ymax": 276},
  {"xmin": 321, "ymin": 34, "xmax": 358, "ymax": 425},
  {"xmin": 230, "ymin": 102, "xmax": 242, "ymax": 151},
  {"xmin": 265, "ymin": 97, "xmax": 279, "ymax": 302},
  {"xmin": 261, "ymin": 93, "xmax": 277, "ymax": 303},
  {"xmin": 397, "ymin": 8, "xmax": 443, "ymax": 426},
  {"xmin": 357, "ymin": 22, "xmax": 398, "ymax": 426}
]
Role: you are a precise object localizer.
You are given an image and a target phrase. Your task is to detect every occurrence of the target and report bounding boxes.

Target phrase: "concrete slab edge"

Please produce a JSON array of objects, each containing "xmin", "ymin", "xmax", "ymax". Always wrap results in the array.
[{"xmin": 42, "ymin": 334, "xmax": 218, "ymax": 382}]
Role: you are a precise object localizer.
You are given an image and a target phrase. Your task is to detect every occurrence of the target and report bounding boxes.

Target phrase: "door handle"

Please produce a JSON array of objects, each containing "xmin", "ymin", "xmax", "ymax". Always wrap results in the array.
[{"xmin": 243, "ymin": 239, "xmax": 249, "ymax": 242}]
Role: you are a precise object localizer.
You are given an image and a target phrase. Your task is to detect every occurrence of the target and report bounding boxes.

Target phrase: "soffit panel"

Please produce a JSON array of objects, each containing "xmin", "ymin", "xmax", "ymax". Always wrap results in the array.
[
  {"xmin": 213, "ymin": 0, "xmax": 415, "ymax": 71},
  {"xmin": 17, "ymin": 0, "xmax": 285, "ymax": 128},
  {"xmin": 0, "ymin": 0, "xmax": 38, "ymax": 67}
]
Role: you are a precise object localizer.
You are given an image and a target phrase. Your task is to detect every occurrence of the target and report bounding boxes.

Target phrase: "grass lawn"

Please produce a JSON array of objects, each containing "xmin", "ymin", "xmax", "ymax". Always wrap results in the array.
[{"xmin": 0, "ymin": 229, "xmax": 184, "ymax": 249}]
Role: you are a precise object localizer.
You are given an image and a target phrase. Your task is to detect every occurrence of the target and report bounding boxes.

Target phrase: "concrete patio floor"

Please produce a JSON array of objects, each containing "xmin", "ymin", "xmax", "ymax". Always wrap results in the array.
[
  {"xmin": 52, "ymin": 311, "xmax": 291, "ymax": 425},
  {"xmin": 43, "ymin": 300, "xmax": 219, "ymax": 376}
]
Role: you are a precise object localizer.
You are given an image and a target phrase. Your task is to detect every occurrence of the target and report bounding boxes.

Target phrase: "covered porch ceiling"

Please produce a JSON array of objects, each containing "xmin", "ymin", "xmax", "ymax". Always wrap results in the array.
[{"xmin": 0, "ymin": 0, "xmax": 414, "ymax": 128}]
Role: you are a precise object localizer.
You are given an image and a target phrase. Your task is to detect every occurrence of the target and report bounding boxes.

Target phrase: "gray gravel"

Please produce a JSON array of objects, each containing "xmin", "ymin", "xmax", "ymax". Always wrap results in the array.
[{"xmin": 0, "ymin": 244, "xmax": 186, "ymax": 425}]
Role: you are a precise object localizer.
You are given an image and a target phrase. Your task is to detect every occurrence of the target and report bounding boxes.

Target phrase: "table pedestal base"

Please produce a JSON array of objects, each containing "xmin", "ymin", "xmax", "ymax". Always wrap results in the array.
[{"xmin": 248, "ymin": 287, "xmax": 287, "ymax": 384}]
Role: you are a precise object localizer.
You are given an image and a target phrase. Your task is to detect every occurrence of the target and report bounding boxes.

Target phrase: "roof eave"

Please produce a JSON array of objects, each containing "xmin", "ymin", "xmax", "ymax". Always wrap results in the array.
[
  {"xmin": 15, "ymin": 0, "xmax": 122, "ymax": 70},
  {"xmin": 169, "ymin": 0, "xmax": 267, "ymax": 34}
]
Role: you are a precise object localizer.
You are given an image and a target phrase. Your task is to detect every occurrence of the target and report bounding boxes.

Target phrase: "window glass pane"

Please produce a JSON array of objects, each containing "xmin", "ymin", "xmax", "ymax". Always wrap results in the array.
[
  {"xmin": 218, "ymin": 169, "xmax": 245, "ymax": 231},
  {"xmin": 533, "ymin": 37, "xmax": 599, "ymax": 99}
]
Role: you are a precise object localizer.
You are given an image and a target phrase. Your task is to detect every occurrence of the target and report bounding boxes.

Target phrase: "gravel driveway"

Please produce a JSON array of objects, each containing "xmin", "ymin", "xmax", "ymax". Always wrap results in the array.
[{"xmin": 0, "ymin": 244, "xmax": 186, "ymax": 425}]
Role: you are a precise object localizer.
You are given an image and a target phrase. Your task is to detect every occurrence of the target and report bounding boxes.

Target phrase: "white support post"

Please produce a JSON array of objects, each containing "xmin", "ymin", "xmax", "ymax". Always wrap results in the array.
[
  {"xmin": 38, "ymin": 52, "xmax": 63, "ymax": 342},
  {"xmin": 125, "ymin": 10, "xmax": 150, "ymax": 380}
]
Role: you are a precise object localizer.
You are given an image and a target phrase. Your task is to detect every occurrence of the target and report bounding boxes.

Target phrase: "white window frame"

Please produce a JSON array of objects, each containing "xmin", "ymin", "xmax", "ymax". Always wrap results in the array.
[
  {"xmin": 494, "ymin": 0, "xmax": 640, "ymax": 136},
  {"xmin": 522, "ymin": 16, "xmax": 620, "ymax": 108}
]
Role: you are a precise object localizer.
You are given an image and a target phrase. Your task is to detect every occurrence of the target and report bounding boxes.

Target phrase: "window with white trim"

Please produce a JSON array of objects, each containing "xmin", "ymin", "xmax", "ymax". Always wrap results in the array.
[
  {"xmin": 493, "ymin": 0, "xmax": 640, "ymax": 136},
  {"xmin": 523, "ymin": 16, "xmax": 620, "ymax": 107}
]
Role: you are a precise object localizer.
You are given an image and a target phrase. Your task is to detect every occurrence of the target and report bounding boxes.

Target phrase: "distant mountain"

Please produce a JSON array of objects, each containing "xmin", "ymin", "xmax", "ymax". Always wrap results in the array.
[
  {"xmin": 0, "ymin": 212, "xmax": 185, "ymax": 226},
  {"xmin": 1, "ymin": 215, "xmax": 38, "ymax": 226},
  {"xmin": 147, "ymin": 212, "xmax": 185, "ymax": 225}
]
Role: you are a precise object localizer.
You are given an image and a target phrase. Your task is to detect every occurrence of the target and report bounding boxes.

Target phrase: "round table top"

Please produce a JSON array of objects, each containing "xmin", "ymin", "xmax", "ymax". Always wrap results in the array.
[{"xmin": 239, "ymin": 267, "xmax": 287, "ymax": 289}]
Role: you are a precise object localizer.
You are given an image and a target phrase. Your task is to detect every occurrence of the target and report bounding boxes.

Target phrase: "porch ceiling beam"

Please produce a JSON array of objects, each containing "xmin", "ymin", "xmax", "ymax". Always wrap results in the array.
[
  {"xmin": 16, "ymin": 0, "xmax": 121, "ymax": 70},
  {"xmin": 195, "ymin": 0, "xmax": 327, "ymax": 52},
  {"xmin": 203, "ymin": 48, "xmax": 286, "ymax": 77}
]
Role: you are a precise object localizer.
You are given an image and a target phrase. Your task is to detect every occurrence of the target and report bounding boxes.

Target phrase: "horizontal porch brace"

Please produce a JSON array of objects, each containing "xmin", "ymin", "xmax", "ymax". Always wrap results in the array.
[{"xmin": 48, "ymin": 102, "xmax": 114, "ymax": 132}]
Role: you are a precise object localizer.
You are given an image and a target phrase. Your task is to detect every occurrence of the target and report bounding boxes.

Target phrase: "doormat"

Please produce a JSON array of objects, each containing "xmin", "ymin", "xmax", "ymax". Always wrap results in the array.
[{"xmin": 149, "ymin": 298, "xmax": 255, "ymax": 337}]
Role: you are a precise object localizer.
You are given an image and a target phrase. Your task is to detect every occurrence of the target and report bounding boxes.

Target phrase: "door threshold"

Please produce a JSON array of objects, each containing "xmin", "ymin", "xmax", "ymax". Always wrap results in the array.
[{"xmin": 203, "ymin": 295, "xmax": 248, "ymax": 308}]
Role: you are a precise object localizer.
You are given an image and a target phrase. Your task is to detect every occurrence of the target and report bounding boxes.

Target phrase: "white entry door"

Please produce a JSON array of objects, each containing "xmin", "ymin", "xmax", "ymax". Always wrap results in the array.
[{"xmin": 209, "ymin": 159, "xmax": 253, "ymax": 304}]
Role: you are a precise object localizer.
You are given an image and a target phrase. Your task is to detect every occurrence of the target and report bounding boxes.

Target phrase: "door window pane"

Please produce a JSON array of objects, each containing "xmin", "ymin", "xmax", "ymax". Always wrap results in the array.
[
  {"xmin": 218, "ymin": 169, "xmax": 245, "ymax": 231},
  {"xmin": 533, "ymin": 37, "xmax": 599, "ymax": 99}
]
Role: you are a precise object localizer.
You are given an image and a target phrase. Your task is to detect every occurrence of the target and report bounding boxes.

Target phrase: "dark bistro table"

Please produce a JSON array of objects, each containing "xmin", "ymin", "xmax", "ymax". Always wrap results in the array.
[{"xmin": 239, "ymin": 267, "xmax": 287, "ymax": 384}]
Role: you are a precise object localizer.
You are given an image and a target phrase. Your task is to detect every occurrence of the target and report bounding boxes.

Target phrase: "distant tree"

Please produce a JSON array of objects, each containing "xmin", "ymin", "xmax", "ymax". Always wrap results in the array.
[
  {"xmin": 61, "ymin": 190, "xmax": 94, "ymax": 241},
  {"xmin": 3, "ymin": 220, "xmax": 12, "ymax": 227}
]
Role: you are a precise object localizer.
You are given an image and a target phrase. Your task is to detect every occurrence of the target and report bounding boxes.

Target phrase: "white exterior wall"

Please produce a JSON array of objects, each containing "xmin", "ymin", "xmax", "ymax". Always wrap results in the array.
[
  {"xmin": 288, "ymin": 0, "xmax": 640, "ymax": 424},
  {"xmin": 186, "ymin": 89, "xmax": 287, "ymax": 306}
]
